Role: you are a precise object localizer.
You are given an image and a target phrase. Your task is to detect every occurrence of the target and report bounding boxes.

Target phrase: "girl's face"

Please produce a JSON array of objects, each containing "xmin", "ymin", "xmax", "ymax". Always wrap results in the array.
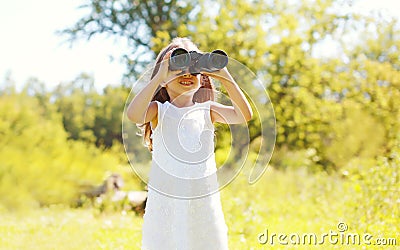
[
  {"xmin": 165, "ymin": 73, "xmax": 201, "ymax": 98},
  {"xmin": 164, "ymin": 44, "xmax": 202, "ymax": 98}
]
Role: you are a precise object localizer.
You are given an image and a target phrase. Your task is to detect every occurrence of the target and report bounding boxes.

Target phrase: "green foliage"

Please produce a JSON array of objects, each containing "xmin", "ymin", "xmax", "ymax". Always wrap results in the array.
[
  {"xmin": 342, "ymin": 143, "xmax": 400, "ymax": 233},
  {"xmin": 323, "ymin": 101, "xmax": 386, "ymax": 168},
  {"xmin": 157, "ymin": 0, "xmax": 399, "ymax": 169},
  {"xmin": 0, "ymin": 90, "xmax": 132, "ymax": 210},
  {"xmin": 51, "ymin": 74, "xmax": 130, "ymax": 149}
]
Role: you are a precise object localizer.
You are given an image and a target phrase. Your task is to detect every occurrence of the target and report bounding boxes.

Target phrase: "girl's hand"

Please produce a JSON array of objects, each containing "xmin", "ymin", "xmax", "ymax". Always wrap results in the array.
[
  {"xmin": 157, "ymin": 50, "xmax": 181, "ymax": 87},
  {"xmin": 201, "ymin": 67, "xmax": 234, "ymax": 83}
]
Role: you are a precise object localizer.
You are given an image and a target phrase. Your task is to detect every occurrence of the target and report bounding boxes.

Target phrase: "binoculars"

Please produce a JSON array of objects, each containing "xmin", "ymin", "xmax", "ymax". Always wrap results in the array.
[{"xmin": 169, "ymin": 48, "xmax": 228, "ymax": 75}]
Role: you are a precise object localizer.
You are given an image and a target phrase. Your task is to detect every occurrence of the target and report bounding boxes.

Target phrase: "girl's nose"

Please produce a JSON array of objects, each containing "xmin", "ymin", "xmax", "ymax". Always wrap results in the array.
[{"xmin": 182, "ymin": 73, "xmax": 191, "ymax": 78}]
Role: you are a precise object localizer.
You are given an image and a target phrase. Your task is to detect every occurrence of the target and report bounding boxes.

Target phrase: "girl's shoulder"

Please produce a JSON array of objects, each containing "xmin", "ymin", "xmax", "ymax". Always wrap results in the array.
[
  {"xmin": 197, "ymin": 100, "xmax": 215, "ymax": 108},
  {"xmin": 150, "ymin": 100, "xmax": 168, "ymax": 111},
  {"xmin": 149, "ymin": 101, "xmax": 160, "ymax": 112}
]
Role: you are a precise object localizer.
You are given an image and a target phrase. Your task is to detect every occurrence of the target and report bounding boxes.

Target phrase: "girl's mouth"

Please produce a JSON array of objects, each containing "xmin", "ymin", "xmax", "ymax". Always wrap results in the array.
[{"xmin": 179, "ymin": 80, "xmax": 193, "ymax": 86}]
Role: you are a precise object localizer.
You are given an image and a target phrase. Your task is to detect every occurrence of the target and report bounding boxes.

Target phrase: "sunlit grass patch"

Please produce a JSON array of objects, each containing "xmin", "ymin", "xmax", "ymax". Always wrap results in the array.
[{"xmin": 0, "ymin": 207, "xmax": 142, "ymax": 250}]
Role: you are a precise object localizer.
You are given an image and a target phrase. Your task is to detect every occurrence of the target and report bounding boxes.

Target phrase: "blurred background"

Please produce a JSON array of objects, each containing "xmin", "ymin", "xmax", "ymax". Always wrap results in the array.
[{"xmin": 0, "ymin": 0, "xmax": 399, "ymax": 249}]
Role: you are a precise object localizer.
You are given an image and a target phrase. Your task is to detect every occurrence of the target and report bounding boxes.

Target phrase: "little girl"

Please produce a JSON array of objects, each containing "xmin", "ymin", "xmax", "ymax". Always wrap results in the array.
[{"xmin": 127, "ymin": 37, "xmax": 252, "ymax": 250}]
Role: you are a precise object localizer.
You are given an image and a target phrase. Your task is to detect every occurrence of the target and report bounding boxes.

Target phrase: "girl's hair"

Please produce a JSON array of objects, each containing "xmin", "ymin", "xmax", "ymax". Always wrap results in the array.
[{"xmin": 140, "ymin": 37, "xmax": 216, "ymax": 151}]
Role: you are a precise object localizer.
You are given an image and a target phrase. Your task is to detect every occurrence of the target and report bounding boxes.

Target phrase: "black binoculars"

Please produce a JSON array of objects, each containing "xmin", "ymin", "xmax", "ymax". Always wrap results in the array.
[{"xmin": 169, "ymin": 48, "xmax": 228, "ymax": 75}]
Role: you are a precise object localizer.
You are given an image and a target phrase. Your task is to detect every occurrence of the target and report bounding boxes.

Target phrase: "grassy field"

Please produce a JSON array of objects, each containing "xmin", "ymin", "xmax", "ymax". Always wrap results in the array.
[
  {"xmin": 0, "ymin": 208, "xmax": 142, "ymax": 250},
  {"xmin": 0, "ymin": 166, "xmax": 398, "ymax": 250}
]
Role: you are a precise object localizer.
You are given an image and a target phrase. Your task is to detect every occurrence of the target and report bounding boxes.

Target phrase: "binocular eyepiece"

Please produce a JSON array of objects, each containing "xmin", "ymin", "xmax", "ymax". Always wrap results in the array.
[{"xmin": 169, "ymin": 48, "xmax": 228, "ymax": 75}]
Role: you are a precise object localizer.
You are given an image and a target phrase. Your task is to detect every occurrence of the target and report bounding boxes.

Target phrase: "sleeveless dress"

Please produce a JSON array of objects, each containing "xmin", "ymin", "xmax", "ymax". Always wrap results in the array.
[{"xmin": 141, "ymin": 101, "xmax": 229, "ymax": 250}]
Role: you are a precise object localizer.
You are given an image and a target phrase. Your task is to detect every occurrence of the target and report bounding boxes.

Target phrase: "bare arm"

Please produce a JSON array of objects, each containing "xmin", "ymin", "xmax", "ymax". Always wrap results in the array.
[
  {"xmin": 126, "ymin": 76, "xmax": 160, "ymax": 124},
  {"xmin": 204, "ymin": 68, "xmax": 253, "ymax": 124},
  {"xmin": 126, "ymin": 51, "xmax": 177, "ymax": 124}
]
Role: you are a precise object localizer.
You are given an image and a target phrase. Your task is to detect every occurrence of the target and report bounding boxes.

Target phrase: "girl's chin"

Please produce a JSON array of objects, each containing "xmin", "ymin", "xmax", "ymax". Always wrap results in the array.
[{"xmin": 166, "ymin": 86, "xmax": 199, "ymax": 95}]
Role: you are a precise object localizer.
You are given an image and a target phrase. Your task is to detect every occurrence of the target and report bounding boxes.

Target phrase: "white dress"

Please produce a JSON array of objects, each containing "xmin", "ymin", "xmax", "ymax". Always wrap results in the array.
[{"xmin": 141, "ymin": 101, "xmax": 229, "ymax": 250}]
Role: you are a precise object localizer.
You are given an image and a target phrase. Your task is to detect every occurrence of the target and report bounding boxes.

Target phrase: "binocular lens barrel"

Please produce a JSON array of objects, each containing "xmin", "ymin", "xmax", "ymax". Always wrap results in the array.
[
  {"xmin": 170, "ymin": 48, "xmax": 190, "ymax": 70},
  {"xmin": 208, "ymin": 50, "xmax": 228, "ymax": 70}
]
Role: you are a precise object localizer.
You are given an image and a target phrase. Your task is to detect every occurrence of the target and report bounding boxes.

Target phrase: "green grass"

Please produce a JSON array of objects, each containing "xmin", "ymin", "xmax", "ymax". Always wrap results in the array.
[
  {"xmin": 0, "ymin": 207, "xmax": 142, "ymax": 250},
  {"xmin": 0, "ymin": 166, "xmax": 398, "ymax": 250}
]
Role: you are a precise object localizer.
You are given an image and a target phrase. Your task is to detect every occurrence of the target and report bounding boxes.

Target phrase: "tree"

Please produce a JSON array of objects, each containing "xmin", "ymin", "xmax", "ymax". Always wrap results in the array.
[
  {"xmin": 60, "ymin": 0, "xmax": 198, "ymax": 80},
  {"xmin": 50, "ymin": 74, "xmax": 131, "ymax": 149},
  {"xmin": 61, "ymin": 0, "xmax": 400, "ymax": 169},
  {"xmin": 0, "ymin": 90, "xmax": 123, "ymax": 209},
  {"xmin": 52, "ymin": 74, "xmax": 98, "ymax": 143}
]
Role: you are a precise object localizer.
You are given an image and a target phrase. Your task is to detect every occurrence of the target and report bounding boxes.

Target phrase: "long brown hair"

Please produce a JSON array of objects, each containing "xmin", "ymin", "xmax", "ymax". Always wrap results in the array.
[{"xmin": 140, "ymin": 37, "xmax": 216, "ymax": 151}]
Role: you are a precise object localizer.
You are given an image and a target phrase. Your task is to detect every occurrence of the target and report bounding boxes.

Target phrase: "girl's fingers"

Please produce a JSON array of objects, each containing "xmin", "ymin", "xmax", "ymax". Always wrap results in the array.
[
  {"xmin": 200, "ymin": 71, "xmax": 219, "ymax": 79},
  {"xmin": 164, "ymin": 50, "xmax": 173, "ymax": 59},
  {"xmin": 157, "ymin": 51, "xmax": 174, "ymax": 86},
  {"xmin": 201, "ymin": 68, "xmax": 231, "ymax": 81},
  {"xmin": 169, "ymin": 70, "xmax": 182, "ymax": 75},
  {"xmin": 164, "ymin": 71, "xmax": 181, "ymax": 85},
  {"xmin": 160, "ymin": 51, "xmax": 173, "ymax": 68}
]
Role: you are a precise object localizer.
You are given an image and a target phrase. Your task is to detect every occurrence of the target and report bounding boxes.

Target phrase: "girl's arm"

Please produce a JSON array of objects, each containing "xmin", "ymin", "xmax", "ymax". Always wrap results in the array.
[
  {"xmin": 205, "ymin": 68, "xmax": 253, "ymax": 124},
  {"xmin": 126, "ymin": 51, "xmax": 175, "ymax": 124},
  {"xmin": 126, "ymin": 74, "xmax": 160, "ymax": 124}
]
